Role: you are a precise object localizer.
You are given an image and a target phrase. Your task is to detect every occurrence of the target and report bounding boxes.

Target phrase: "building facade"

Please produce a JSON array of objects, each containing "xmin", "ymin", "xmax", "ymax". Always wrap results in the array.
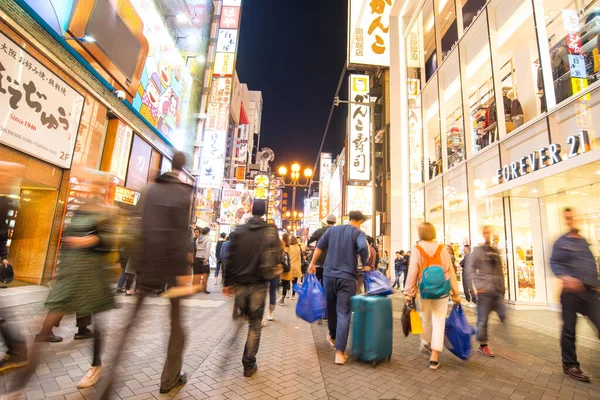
[
  {"xmin": 389, "ymin": 0, "xmax": 600, "ymax": 308},
  {"xmin": 1, "ymin": 0, "xmax": 212, "ymax": 283}
]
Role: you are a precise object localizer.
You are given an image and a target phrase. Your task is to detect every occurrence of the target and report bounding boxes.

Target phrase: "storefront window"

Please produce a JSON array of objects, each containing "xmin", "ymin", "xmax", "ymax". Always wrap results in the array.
[
  {"xmin": 548, "ymin": 85, "xmax": 600, "ymax": 149},
  {"xmin": 423, "ymin": 0, "xmax": 438, "ymax": 82},
  {"xmin": 439, "ymin": 49, "xmax": 466, "ymax": 169},
  {"xmin": 409, "ymin": 96, "xmax": 424, "ymax": 189},
  {"xmin": 537, "ymin": 0, "xmax": 600, "ymax": 108},
  {"xmin": 488, "ymin": 0, "xmax": 542, "ymax": 138},
  {"xmin": 423, "ymin": 76, "xmax": 443, "ymax": 180},
  {"xmin": 462, "ymin": 0, "xmax": 487, "ymax": 31},
  {"xmin": 443, "ymin": 166, "xmax": 469, "ymax": 282},
  {"xmin": 460, "ymin": 15, "xmax": 498, "ymax": 157},
  {"xmin": 509, "ymin": 198, "xmax": 546, "ymax": 302},
  {"xmin": 426, "ymin": 182, "xmax": 444, "ymax": 240},
  {"xmin": 438, "ymin": 0, "xmax": 459, "ymax": 60},
  {"xmin": 411, "ymin": 189, "xmax": 425, "ymax": 245}
]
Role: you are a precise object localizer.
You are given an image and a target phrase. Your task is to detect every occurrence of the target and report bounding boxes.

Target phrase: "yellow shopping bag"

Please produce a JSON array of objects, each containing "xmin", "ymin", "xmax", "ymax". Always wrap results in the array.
[{"xmin": 410, "ymin": 309, "xmax": 423, "ymax": 335}]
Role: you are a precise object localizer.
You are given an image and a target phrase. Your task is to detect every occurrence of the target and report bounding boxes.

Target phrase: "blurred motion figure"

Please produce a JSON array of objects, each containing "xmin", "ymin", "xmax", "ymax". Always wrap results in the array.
[{"xmin": 551, "ymin": 207, "xmax": 600, "ymax": 383}]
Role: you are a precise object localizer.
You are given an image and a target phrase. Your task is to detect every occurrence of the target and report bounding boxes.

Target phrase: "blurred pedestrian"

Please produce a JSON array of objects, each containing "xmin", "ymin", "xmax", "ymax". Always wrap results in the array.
[
  {"xmin": 280, "ymin": 234, "xmax": 302, "ymax": 303},
  {"xmin": 460, "ymin": 245, "xmax": 476, "ymax": 308},
  {"xmin": 13, "ymin": 169, "xmax": 117, "ymax": 391},
  {"xmin": 194, "ymin": 227, "xmax": 212, "ymax": 294},
  {"xmin": 307, "ymin": 214, "xmax": 336, "ymax": 285},
  {"xmin": 98, "ymin": 152, "xmax": 194, "ymax": 396},
  {"xmin": 308, "ymin": 210, "xmax": 370, "ymax": 365},
  {"xmin": 402, "ymin": 251, "xmax": 410, "ymax": 287},
  {"xmin": 392, "ymin": 251, "xmax": 404, "ymax": 289},
  {"xmin": 379, "ymin": 251, "xmax": 390, "ymax": 276},
  {"xmin": 465, "ymin": 226, "xmax": 506, "ymax": 358},
  {"xmin": 0, "ymin": 191, "xmax": 27, "ymax": 373},
  {"xmin": 404, "ymin": 222, "xmax": 460, "ymax": 370},
  {"xmin": 550, "ymin": 208, "xmax": 600, "ymax": 383},
  {"xmin": 223, "ymin": 200, "xmax": 283, "ymax": 377},
  {"xmin": 215, "ymin": 232, "xmax": 227, "ymax": 282}
]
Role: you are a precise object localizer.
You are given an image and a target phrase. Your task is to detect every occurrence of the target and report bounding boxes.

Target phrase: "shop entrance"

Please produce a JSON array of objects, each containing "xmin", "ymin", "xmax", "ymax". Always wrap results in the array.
[{"xmin": 498, "ymin": 161, "xmax": 600, "ymax": 307}]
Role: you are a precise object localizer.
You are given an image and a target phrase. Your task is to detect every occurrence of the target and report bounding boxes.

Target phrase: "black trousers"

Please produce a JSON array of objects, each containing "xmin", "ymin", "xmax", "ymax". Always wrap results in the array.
[{"xmin": 560, "ymin": 289, "xmax": 600, "ymax": 368}]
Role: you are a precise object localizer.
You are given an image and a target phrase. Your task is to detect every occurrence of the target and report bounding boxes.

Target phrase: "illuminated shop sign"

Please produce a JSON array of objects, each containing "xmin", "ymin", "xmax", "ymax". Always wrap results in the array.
[
  {"xmin": 114, "ymin": 186, "xmax": 141, "ymax": 206},
  {"xmin": 349, "ymin": 74, "xmax": 370, "ymax": 181},
  {"xmin": 348, "ymin": 0, "xmax": 394, "ymax": 67},
  {"xmin": 346, "ymin": 185, "xmax": 372, "ymax": 216},
  {"xmin": 495, "ymin": 131, "xmax": 590, "ymax": 184},
  {"xmin": 319, "ymin": 153, "xmax": 332, "ymax": 221},
  {"xmin": 0, "ymin": 31, "xmax": 84, "ymax": 169}
]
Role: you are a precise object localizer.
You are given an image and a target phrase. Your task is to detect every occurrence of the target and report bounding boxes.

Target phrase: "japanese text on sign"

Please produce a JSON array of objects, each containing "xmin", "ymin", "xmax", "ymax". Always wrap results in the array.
[
  {"xmin": 348, "ymin": 0, "xmax": 394, "ymax": 67},
  {"xmin": 319, "ymin": 153, "xmax": 332, "ymax": 221},
  {"xmin": 348, "ymin": 74, "xmax": 370, "ymax": 181},
  {"xmin": 0, "ymin": 33, "xmax": 84, "ymax": 168},
  {"xmin": 217, "ymin": 29, "xmax": 238, "ymax": 53}
]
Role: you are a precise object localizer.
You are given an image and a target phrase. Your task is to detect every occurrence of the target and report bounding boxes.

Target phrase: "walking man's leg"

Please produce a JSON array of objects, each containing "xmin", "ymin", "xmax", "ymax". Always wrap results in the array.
[
  {"xmin": 323, "ymin": 277, "xmax": 337, "ymax": 345},
  {"xmin": 334, "ymin": 278, "xmax": 356, "ymax": 364},
  {"xmin": 242, "ymin": 284, "xmax": 267, "ymax": 377},
  {"xmin": 476, "ymin": 294, "xmax": 495, "ymax": 356},
  {"xmin": 560, "ymin": 291, "xmax": 590, "ymax": 382},
  {"xmin": 161, "ymin": 297, "xmax": 187, "ymax": 390},
  {"xmin": 74, "ymin": 314, "xmax": 94, "ymax": 340},
  {"xmin": 463, "ymin": 276, "xmax": 471, "ymax": 303}
]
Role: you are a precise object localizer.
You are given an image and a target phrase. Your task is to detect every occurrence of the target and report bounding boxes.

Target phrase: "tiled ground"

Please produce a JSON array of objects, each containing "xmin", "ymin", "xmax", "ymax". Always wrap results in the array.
[{"xmin": 0, "ymin": 281, "xmax": 599, "ymax": 399}]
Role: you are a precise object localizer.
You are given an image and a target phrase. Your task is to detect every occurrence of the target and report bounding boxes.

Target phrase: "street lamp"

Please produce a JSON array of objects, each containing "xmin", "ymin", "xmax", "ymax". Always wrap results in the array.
[{"xmin": 278, "ymin": 162, "xmax": 313, "ymax": 235}]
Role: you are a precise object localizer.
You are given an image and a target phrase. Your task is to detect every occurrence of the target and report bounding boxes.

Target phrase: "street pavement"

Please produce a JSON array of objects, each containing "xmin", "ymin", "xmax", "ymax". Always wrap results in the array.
[{"xmin": 0, "ymin": 280, "xmax": 599, "ymax": 400}]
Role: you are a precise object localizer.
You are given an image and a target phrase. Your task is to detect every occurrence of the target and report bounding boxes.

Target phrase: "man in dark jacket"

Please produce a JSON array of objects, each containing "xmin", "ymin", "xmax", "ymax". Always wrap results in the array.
[
  {"xmin": 223, "ymin": 200, "xmax": 282, "ymax": 377},
  {"xmin": 307, "ymin": 214, "xmax": 336, "ymax": 285},
  {"xmin": 215, "ymin": 232, "xmax": 227, "ymax": 281},
  {"xmin": 100, "ymin": 152, "xmax": 193, "ymax": 396},
  {"xmin": 465, "ymin": 226, "xmax": 506, "ymax": 358},
  {"xmin": 551, "ymin": 208, "xmax": 600, "ymax": 383},
  {"xmin": 402, "ymin": 251, "xmax": 410, "ymax": 287},
  {"xmin": 460, "ymin": 245, "xmax": 476, "ymax": 307}
]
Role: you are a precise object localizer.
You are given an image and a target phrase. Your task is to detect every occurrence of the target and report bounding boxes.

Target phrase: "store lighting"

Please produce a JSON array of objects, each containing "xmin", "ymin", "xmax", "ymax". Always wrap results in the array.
[
  {"xmin": 582, "ymin": 193, "xmax": 589, "ymax": 196},
  {"xmin": 595, "ymin": 170, "xmax": 600, "ymax": 175},
  {"xmin": 438, "ymin": 0, "xmax": 448, "ymax": 13},
  {"xmin": 531, "ymin": 189, "xmax": 538, "ymax": 193},
  {"xmin": 444, "ymin": 78, "xmax": 460, "ymax": 103},
  {"xmin": 188, "ymin": 35, "xmax": 197, "ymax": 44},
  {"xmin": 496, "ymin": 2, "xmax": 532, "ymax": 48},
  {"xmin": 426, "ymin": 16, "xmax": 434, "ymax": 32}
]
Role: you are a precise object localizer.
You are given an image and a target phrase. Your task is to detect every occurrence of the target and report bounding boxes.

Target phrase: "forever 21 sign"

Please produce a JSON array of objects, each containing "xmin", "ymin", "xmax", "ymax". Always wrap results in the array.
[{"xmin": 496, "ymin": 131, "xmax": 591, "ymax": 184}]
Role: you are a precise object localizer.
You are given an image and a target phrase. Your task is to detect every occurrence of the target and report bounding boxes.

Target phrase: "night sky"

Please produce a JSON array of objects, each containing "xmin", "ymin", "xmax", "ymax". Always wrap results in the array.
[{"xmin": 236, "ymin": 0, "xmax": 349, "ymax": 209}]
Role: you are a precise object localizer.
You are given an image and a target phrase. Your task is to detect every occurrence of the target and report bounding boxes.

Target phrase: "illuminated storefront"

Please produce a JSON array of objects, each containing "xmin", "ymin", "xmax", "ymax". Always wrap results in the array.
[
  {"xmin": 390, "ymin": 0, "xmax": 600, "ymax": 307},
  {"xmin": 0, "ymin": 0, "xmax": 211, "ymax": 283}
]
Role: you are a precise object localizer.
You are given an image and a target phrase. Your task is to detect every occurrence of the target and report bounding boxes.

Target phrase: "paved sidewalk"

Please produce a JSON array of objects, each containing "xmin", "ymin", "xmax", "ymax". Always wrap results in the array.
[{"xmin": 0, "ymin": 281, "xmax": 598, "ymax": 399}]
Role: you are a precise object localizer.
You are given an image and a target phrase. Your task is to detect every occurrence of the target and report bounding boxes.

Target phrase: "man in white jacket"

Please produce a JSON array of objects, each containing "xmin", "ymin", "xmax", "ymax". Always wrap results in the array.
[{"xmin": 195, "ymin": 227, "xmax": 212, "ymax": 293}]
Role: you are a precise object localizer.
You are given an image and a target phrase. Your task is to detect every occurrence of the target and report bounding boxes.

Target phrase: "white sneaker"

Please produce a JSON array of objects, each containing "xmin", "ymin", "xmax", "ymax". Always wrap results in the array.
[
  {"xmin": 266, "ymin": 311, "xmax": 274, "ymax": 321},
  {"xmin": 78, "ymin": 365, "xmax": 103, "ymax": 388}
]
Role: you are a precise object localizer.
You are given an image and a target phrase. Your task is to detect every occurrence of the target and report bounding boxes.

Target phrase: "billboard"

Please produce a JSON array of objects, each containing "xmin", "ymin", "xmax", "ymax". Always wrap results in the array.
[
  {"xmin": 0, "ymin": 31, "xmax": 84, "ymax": 169},
  {"xmin": 348, "ymin": 0, "xmax": 394, "ymax": 67},
  {"xmin": 349, "ymin": 74, "xmax": 371, "ymax": 181},
  {"xmin": 219, "ymin": 189, "xmax": 253, "ymax": 225},
  {"xmin": 319, "ymin": 153, "xmax": 332, "ymax": 222}
]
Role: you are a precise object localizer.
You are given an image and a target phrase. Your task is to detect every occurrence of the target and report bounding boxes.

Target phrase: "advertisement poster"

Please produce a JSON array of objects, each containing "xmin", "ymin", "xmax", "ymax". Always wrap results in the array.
[
  {"xmin": 130, "ymin": 0, "xmax": 193, "ymax": 147},
  {"xmin": 219, "ymin": 189, "xmax": 253, "ymax": 225},
  {"xmin": 213, "ymin": 52, "xmax": 235, "ymax": 76},
  {"xmin": 0, "ymin": 31, "xmax": 84, "ymax": 169},
  {"xmin": 125, "ymin": 135, "xmax": 152, "ymax": 192}
]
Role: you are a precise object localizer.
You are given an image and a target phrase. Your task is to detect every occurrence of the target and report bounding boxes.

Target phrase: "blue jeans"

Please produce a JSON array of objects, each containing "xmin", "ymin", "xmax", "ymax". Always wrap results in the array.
[
  {"xmin": 476, "ymin": 293, "xmax": 506, "ymax": 343},
  {"xmin": 392, "ymin": 269, "xmax": 402, "ymax": 288},
  {"xmin": 234, "ymin": 283, "xmax": 268, "ymax": 371},
  {"xmin": 323, "ymin": 276, "xmax": 356, "ymax": 353},
  {"xmin": 268, "ymin": 276, "xmax": 280, "ymax": 308}
]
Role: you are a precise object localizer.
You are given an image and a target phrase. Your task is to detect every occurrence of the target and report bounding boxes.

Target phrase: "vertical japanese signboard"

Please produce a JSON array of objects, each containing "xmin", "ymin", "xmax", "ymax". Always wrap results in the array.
[
  {"xmin": 349, "ymin": 74, "xmax": 370, "ymax": 181},
  {"xmin": 198, "ymin": 0, "xmax": 242, "ymax": 189},
  {"xmin": 319, "ymin": 153, "xmax": 332, "ymax": 222},
  {"xmin": 348, "ymin": 0, "xmax": 394, "ymax": 67}
]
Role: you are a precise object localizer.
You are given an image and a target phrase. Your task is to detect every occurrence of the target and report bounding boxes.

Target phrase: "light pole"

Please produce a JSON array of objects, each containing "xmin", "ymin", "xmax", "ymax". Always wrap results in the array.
[
  {"xmin": 279, "ymin": 163, "xmax": 312, "ymax": 236},
  {"xmin": 284, "ymin": 211, "xmax": 303, "ymax": 234}
]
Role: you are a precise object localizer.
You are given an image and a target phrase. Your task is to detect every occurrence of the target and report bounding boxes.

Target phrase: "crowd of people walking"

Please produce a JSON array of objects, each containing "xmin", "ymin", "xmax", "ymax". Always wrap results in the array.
[{"xmin": 0, "ymin": 153, "xmax": 598, "ymax": 399}]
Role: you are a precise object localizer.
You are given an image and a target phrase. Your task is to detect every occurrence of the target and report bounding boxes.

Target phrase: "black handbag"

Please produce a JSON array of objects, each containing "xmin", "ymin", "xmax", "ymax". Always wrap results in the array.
[
  {"xmin": 401, "ymin": 301, "xmax": 412, "ymax": 337},
  {"xmin": 0, "ymin": 264, "xmax": 14, "ymax": 284}
]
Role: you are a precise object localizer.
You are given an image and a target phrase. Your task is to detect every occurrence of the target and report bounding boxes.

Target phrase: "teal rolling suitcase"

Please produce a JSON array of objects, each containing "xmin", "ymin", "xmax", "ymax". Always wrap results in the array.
[{"xmin": 350, "ymin": 295, "xmax": 393, "ymax": 363}]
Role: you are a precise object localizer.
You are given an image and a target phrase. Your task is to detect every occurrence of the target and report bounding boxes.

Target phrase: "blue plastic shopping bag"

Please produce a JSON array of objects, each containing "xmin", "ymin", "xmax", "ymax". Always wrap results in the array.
[
  {"xmin": 294, "ymin": 274, "xmax": 326, "ymax": 323},
  {"xmin": 444, "ymin": 304, "xmax": 476, "ymax": 360},
  {"xmin": 363, "ymin": 271, "xmax": 394, "ymax": 296}
]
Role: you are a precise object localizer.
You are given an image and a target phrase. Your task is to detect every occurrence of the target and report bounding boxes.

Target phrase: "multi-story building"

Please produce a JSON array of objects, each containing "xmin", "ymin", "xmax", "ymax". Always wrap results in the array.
[{"xmin": 388, "ymin": 0, "xmax": 600, "ymax": 308}]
